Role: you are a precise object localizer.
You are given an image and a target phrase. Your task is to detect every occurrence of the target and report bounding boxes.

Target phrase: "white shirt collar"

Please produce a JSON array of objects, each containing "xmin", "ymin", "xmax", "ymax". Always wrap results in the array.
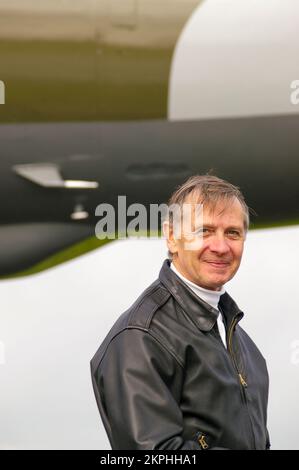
[{"xmin": 170, "ymin": 261, "xmax": 226, "ymax": 310}]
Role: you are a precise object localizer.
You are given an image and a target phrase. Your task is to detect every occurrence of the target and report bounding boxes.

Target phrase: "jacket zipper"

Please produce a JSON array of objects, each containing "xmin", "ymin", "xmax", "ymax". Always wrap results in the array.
[
  {"xmin": 227, "ymin": 316, "xmax": 256, "ymax": 449},
  {"xmin": 228, "ymin": 317, "xmax": 247, "ymax": 389},
  {"xmin": 197, "ymin": 433, "xmax": 209, "ymax": 449}
]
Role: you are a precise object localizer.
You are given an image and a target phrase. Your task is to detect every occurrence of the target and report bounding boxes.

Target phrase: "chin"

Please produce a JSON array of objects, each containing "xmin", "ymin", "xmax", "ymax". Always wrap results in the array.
[{"xmin": 209, "ymin": 277, "xmax": 227, "ymax": 288}]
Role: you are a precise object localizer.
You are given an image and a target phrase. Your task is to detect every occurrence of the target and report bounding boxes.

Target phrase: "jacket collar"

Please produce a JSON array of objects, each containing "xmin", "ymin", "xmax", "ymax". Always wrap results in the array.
[{"xmin": 159, "ymin": 259, "xmax": 244, "ymax": 332}]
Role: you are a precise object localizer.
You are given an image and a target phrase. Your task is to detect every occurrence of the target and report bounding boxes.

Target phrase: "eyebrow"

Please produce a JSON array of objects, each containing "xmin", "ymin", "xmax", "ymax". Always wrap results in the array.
[{"xmin": 202, "ymin": 224, "xmax": 244, "ymax": 231}]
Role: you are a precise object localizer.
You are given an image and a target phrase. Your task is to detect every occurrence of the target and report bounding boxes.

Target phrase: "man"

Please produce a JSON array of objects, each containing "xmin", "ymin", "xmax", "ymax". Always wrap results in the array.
[{"xmin": 90, "ymin": 174, "xmax": 270, "ymax": 450}]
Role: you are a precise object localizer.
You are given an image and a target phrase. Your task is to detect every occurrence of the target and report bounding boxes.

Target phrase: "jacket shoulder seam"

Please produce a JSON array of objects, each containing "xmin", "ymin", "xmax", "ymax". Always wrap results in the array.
[
  {"xmin": 95, "ymin": 326, "xmax": 184, "ymax": 371},
  {"xmin": 128, "ymin": 283, "xmax": 171, "ymax": 329}
]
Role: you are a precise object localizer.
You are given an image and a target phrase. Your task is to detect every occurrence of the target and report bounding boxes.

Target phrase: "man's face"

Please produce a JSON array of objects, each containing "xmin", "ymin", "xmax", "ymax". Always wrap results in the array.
[{"xmin": 164, "ymin": 197, "xmax": 246, "ymax": 291}]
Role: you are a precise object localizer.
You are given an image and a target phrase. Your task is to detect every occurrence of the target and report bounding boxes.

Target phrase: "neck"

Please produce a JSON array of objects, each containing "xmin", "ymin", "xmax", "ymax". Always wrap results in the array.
[{"xmin": 170, "ymin": 261, "xmax": 225, "ymax": 310}]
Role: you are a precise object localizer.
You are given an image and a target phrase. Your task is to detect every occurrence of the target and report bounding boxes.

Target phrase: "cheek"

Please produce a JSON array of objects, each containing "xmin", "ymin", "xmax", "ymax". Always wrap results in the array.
[{"xmin": 232, "ymin": 245, "xmax": 244, "ymax": 263}]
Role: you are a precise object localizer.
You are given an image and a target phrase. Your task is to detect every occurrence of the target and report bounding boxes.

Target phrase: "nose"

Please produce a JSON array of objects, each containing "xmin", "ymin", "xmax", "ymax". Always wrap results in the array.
[{"xmin": 208, "ymin": 234, "xmax": 230, "ymax": 255}]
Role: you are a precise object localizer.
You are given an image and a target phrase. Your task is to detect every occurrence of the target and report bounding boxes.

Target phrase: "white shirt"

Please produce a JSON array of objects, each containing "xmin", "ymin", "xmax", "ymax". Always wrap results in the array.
[{"xmin": 170, "ymin": 262, "xmax": 227, "ymax": 348}]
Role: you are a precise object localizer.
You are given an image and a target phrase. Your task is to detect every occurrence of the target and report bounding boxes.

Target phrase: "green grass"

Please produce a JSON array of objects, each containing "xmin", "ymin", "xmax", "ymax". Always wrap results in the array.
[
  {"xmin": 0, "ymin": 236, "xmax": 113, "ymax": 280},
  {"xmin": 249, "ymin": 218, "xmax": 299, "ymax": 230}
]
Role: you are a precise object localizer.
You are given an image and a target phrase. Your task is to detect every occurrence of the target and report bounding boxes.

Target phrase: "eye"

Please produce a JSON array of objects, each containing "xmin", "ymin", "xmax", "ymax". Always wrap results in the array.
[
  {"xmin": 194, "ymin": 227, "xmax": 212, "ymax": 235},
  {"xmin": 227, "ymin": 230, "xmax": 241, "ymax": 238}
]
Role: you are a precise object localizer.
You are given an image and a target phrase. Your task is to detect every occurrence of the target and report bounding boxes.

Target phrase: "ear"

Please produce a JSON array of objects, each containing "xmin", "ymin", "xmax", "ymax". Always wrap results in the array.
[{"xmin": 162, "ymin": 221, "xmax": 179, "ymax": 257}]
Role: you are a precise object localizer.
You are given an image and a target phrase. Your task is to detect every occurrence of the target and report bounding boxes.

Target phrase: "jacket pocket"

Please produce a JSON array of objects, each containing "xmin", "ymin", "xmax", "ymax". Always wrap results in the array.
[{"xmin": 193, "ymin": 431, "xmax": 229, "ymax": 450}]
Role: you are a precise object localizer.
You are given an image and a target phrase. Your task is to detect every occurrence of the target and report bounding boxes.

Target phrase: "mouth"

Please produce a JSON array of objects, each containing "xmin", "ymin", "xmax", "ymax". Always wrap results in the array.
[{"xmin": 204, "ymin": 261, "xmax": 230, "ymax": 268}]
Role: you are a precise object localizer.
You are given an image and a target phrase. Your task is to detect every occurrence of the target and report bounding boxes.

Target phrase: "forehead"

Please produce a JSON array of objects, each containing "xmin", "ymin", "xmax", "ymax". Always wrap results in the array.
[{"xmin": 185, "ymin": 194, "xmax": 245, "ymax": 227}]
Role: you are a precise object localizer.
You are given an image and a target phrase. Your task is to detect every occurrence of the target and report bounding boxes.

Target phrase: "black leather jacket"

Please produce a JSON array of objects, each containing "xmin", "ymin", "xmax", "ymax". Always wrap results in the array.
[{"xmin": 90, "ymin": 259, "xmax": 270, "ymax": 450}]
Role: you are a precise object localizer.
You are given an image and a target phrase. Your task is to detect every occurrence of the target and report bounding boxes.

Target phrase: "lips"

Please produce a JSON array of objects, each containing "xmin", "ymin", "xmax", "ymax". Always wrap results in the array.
[{"xmin": 204, "ymin": 261, "xmax": 230, "ymax": 267}]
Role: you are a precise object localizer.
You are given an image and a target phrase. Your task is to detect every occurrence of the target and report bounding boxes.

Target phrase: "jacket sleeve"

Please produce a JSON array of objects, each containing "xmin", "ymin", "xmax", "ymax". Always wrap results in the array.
[{"xmin": 90, "ymin": 328, "xmax": 201, "ymax": 450}]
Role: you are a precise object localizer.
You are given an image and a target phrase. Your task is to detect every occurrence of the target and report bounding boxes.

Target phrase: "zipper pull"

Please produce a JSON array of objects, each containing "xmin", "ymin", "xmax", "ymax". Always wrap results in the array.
[
  {"xmin": 239, "ymin": 373, "xmax": 248, "ymax": 387},
  {"xmin": 198, "ymin": 434, "xmax": 209, "ymax": 449}
]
